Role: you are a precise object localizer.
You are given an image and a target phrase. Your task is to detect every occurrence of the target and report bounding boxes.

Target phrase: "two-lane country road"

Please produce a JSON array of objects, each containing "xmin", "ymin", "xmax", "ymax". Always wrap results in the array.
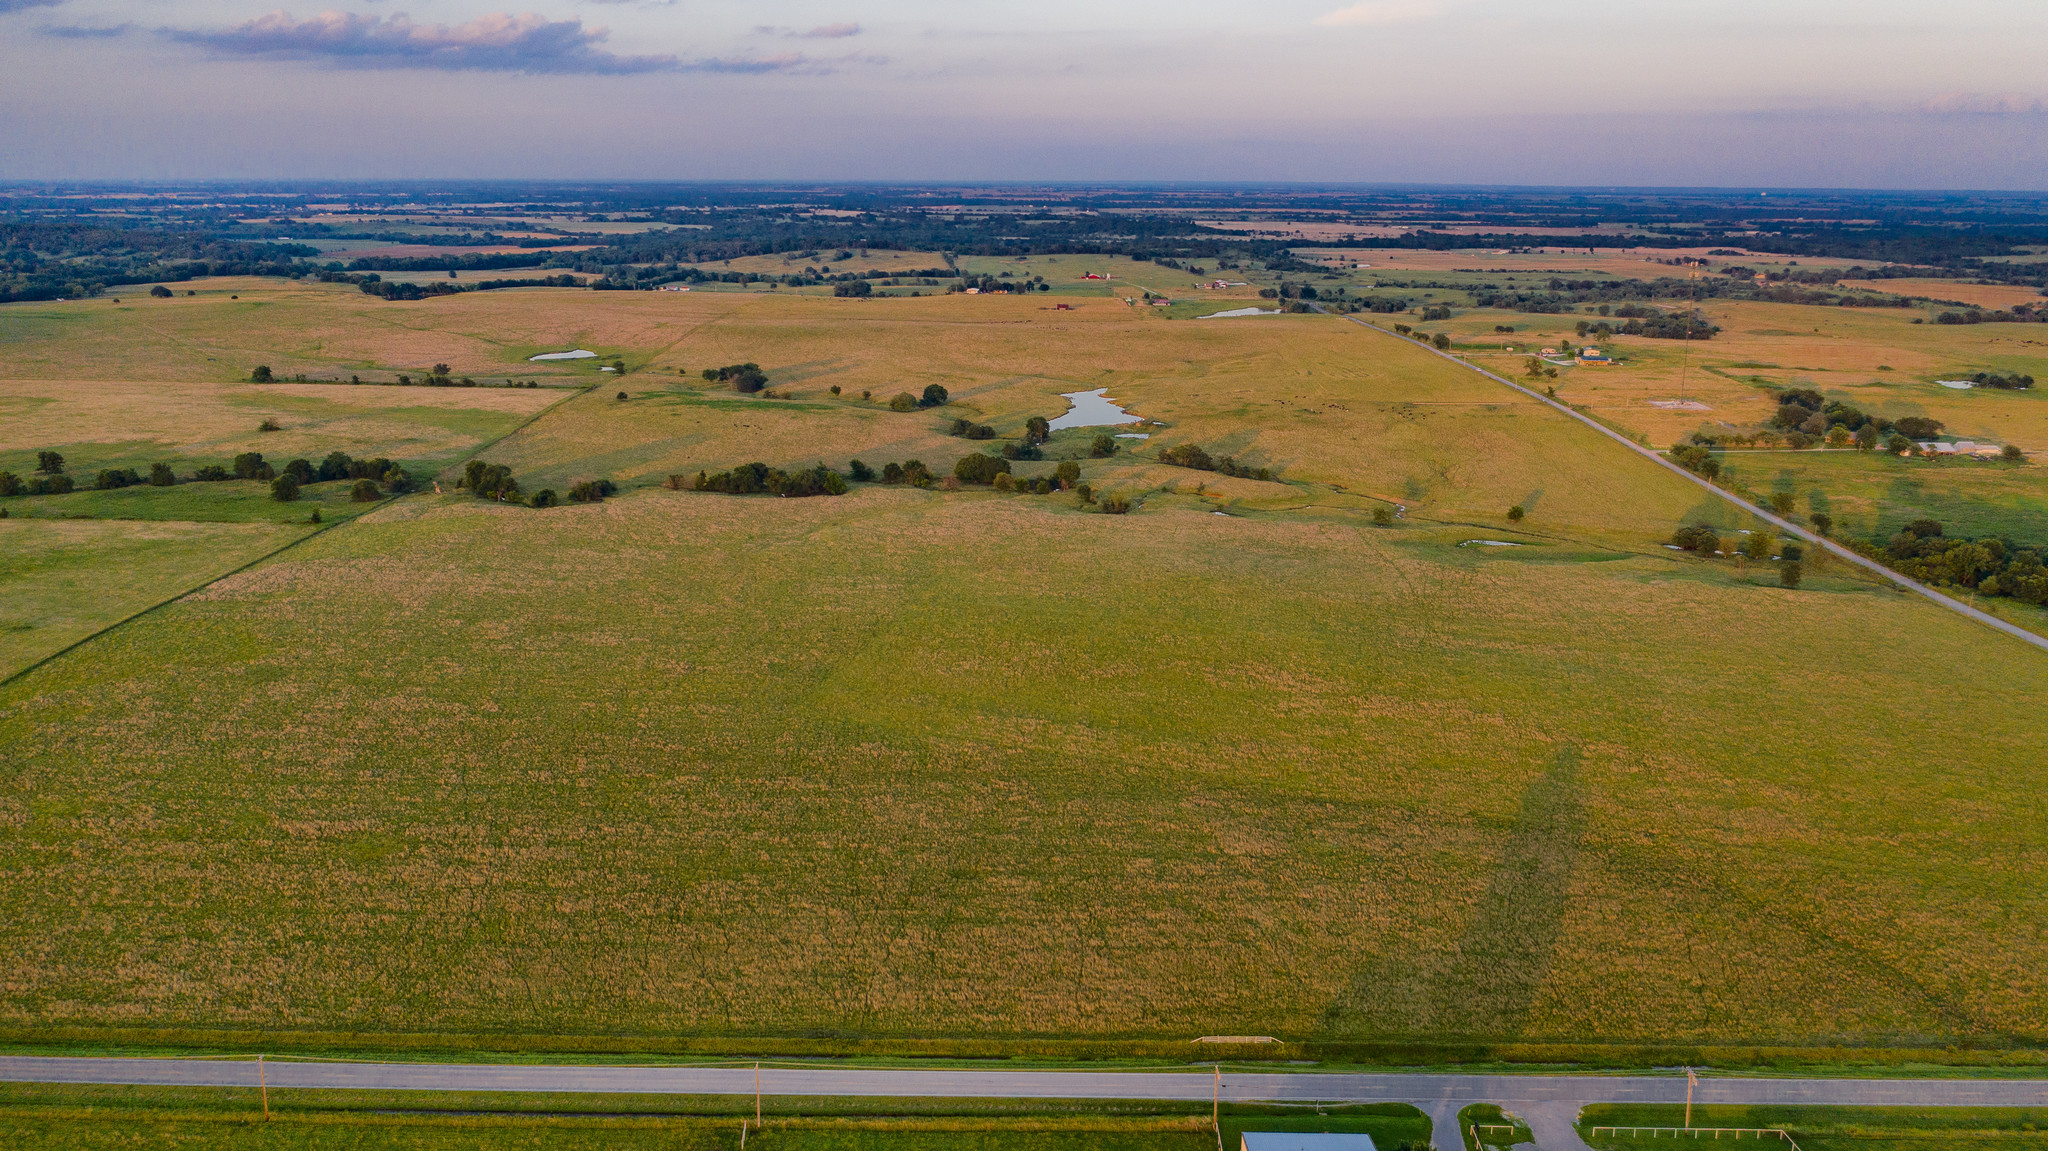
[{"xmin": 3, "ymin": 1057, "xmax": 2043, "ymax": 1150}]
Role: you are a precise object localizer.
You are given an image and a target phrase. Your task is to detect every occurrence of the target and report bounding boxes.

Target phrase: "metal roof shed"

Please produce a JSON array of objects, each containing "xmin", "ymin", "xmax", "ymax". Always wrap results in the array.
[{"xmin": 1242, "ymin": 1134, "xmax": 1378, "ymax": 1151}]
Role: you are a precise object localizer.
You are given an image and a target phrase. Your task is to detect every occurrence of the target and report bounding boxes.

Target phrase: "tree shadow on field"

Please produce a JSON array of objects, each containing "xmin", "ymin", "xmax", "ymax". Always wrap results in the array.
[{"xmin": 1319, "ymin": 745, "xmax": 1586, "ymax": 1039}]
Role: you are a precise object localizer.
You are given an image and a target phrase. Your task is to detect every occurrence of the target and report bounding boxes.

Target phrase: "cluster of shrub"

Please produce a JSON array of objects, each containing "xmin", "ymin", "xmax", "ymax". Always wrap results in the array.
[
  {"xmin": 1670, "ymin": 523, "xmax": 1808, "ymax": 587},
  {"xmin": 948, "ymin": 275, "xmax": 1047, "ymax": 294},
  {"xmin": 1156, "ymin": 442, "xmax": 1275, "ymax": 481},
  {"xmin": 1573, "ymin": 310, "xmax": 1718, "ymax": 340},
  {"xmin": 688, "ymin": 462, "xmax": 848, "ymax": 497},
  {"xmin": 885, "ymin": 384, "xmax": 949, "ymax": 411},
  {"xmin": 703, "ymin": 362, "xmax": 771, "ymax": 393},
  {"xmin": 1391, "ymin": 324, "xmax": 1455, "ymax": 350},
  {"xmin": 0, "ymin": 449, "xmax": 407, "ymax": 503},
  {"xmin": 268, "ymin": 451, "xmax": 412, "ymax": 502},
  {"xmin": 1870, "ymin": 519, "xmax": 2048, "ymax": 602},
  {"xmin": 1958, "ymin": 370, "xmax": 2034, "ymax": 390},
  {"xmin": 604, "ymin": 265, "xmax": 959, "ymax": 292},
  {"xmin": 948, "ymin": 417, "xmax": 996, "ymax": 440},
  {"xmin": 950, "ymin": 454, "xmax": 1122, "ymax": 505},
  {"xmin": 1768, "ymin": 388, "xmax": 1944, "ymax": 449},
  {"xmin": 458, "ymin": 460, "xmax": 614, "ymax": 507},
  {"xmin": 304, "ymin": 270, "xmax": 585, "ymax": 300},
  {"xmin": 1936, "ymin": 306, "xmax": 2044, "ymax": 325}
]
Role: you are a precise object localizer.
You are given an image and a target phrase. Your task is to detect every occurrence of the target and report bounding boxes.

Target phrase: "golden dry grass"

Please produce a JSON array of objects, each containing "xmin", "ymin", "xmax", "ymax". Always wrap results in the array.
[
  {"xmin": 4, "ymin": 279, "xmax": 2046, "ymax": 1052},
  {"xmin": 3, "ymin": 485, "xmax": 2045, "ymax": 1044}
]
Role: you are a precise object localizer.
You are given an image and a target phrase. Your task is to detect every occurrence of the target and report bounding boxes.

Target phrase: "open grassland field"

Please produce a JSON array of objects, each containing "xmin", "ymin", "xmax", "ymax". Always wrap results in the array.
[
  {"xmin": 479, "ymin": 296, "xmax": 1723, "ymax": 545},
  {"xmin": 0, "ymin": 519, "xmax": 309, "ymax": 678},
  {"xmin": 1581, "ymin": 1104, "xmax": 2048, "ymax": 1151},
  {"xmin": 3, "ymin": 280, "xmax": 2048, "ymax": 1055}
]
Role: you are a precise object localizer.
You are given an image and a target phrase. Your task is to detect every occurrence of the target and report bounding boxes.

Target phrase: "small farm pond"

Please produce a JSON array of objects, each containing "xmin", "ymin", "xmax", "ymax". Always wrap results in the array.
[
  {"xmin": 1049, "ymin": 388, "xmax": 1142, "ymax": 430},
  {"xmin": 529, "ymin": 349, "xmax": 598, "ymax": 362},
  {"xmin": 1198, "ymin": 307, "xmax": 1282, "ymax": 319}
]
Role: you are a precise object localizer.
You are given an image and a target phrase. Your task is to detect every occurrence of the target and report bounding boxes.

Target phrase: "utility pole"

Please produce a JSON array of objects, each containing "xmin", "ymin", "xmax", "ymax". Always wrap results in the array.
[
  {"xmin": 1685, "ymin": 1066, "xmax": 1698, "ymax": 1129},
  {"xmin": 258, "ymin": 1053, "xmax": 269, "ymax": 1120}
]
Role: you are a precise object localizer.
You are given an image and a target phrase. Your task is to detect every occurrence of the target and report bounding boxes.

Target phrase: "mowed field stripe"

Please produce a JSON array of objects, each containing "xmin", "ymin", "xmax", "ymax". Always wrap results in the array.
[{"xmin": 1323, "ymin": 308, "xmax": 2048, "ymax": 655}]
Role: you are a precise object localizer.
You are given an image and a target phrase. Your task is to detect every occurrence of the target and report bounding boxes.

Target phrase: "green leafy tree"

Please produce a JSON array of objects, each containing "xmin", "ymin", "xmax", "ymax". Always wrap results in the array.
[
  {"xmin": 270, "ymin": 473, "xmax": 300, "ymax": 502},
  {"xmin": 250, "ymin": 365, "xmax": 274, "ymax": 383},
  {"xmin": 1780, "ymin": 561, "xmax": 1803, "ymax": 588},
  {"xmin": 1810, "ymin": 512, "xmax": 1833, "ymax": 536},
  {"xmin": 148, "ymin": 463, "xmax": 176, "ymax": 487},
  {"xmin": 919, "ymin": 383, "xmax": 950, "ymax": 408},
  {"xmin": 1024, "ymin": 415, "xmax": 1051, "ymax": 444},
  {"xmin": 350, "ymin": 479, "xmax": 381, "ymax": 502},
  {"xmin": 1055, "ymin": 460, "xmax": 1081, "ymax": 486},
  {"xmin": 0, "ymin": 472, "xmax": 20, "ymax": 497},
  {"xmin": 35, "ymin": 451, "xmax": 64, "ymax": 475},
  {"xmin": 889, "ymin": 392, "xmax": 919, "ymax": 411},
  {"xmin": 1507, "ymin": 505, "xmax": 1525, "ymax": 522},
  {"xmin": 1090, "ymin": 434, "xmax": 1118, "ymax": 458}
]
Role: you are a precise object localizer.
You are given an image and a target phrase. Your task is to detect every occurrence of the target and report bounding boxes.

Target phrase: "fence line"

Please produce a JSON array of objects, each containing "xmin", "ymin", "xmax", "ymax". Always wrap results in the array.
[{"xmin": 1587, "ymin": 1127, "xmax": 1799, "ymax": 1151}]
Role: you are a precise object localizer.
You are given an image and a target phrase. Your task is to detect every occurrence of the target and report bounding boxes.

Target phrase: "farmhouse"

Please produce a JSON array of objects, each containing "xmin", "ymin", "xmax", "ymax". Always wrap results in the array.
[
  {"xmin": 1576, "ymin": 347, "xmax": 1614, "ymax": 364},
  {"xmin": 659, "ymin": 285, "xmax": 691, "ymax": 292},
  {"xmin": 1242, "ymin": 1134, "xmax": 1377, "ymax": 1151}
]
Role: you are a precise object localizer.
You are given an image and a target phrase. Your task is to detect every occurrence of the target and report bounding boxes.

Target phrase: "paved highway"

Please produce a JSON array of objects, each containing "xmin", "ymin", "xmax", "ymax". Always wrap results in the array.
[
  {"xmin": 1319, "ymin": 307, "xmax": 2048, "ymax": 656},
  {"xmin": 3, "ymin": 1057, "xmax": 2043, "ymax": 1150}
]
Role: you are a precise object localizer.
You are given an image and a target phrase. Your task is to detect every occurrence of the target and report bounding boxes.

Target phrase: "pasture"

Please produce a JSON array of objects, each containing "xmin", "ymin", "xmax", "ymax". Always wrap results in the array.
[{"xmin": 1, "ymin": 273, "xmax": 2046, "ymax": 1059}]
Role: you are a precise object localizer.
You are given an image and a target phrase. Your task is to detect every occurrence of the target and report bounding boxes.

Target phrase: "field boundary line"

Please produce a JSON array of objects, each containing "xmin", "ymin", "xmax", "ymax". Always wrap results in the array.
[
  {"xmin": 1317, "ymin": 308, "xmax": 2048, "ymax": 655},
  {"xmin": 0, "ymin": 383, "xmax": 592, "ymax": 690}
]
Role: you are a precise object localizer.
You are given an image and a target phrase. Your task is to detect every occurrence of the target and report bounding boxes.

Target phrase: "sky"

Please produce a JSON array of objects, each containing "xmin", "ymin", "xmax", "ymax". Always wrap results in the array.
[{"xmin": 3, "ymin": 0, "xmax": 2046, "ymax": 187}]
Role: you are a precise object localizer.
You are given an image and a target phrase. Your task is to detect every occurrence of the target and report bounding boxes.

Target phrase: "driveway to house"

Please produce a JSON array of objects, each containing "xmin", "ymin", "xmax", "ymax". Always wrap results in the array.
[{"xmin": 4, "ymin": 1057, "xmax": 2044, "ymax": 1150}]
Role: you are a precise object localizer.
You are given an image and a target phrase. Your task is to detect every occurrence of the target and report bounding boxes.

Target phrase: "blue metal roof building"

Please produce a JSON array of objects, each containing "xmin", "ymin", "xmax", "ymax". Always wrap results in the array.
[{"xmin": 1241, "ymin": 1134, "xmax": 1379, "ymax": 1151}]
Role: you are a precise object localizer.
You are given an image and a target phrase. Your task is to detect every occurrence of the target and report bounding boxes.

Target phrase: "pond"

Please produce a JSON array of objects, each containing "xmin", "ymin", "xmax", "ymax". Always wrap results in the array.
[
  {"xmin": 1048, "ymin": 388, "xmax": 1143, "ymax": 430},
  {"xmin": 529, "ymin": 349, "xmax": 598, "ymax": 362}
]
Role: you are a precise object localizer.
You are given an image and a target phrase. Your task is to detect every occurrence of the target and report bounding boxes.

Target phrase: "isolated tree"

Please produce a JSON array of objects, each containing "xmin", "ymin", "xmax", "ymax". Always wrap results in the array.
[
  {"xmin": 1432, "ymin": 333, "xmax": 1451, "ymax": 350},
  {"xmin": 889, "ymin": 392, "xmax": 919, "ymax": 411},
  {"xmin": 2003, "ymin": 444, "xmax": 2026, "ymax": 461},
  {"xmin": 270, "ymin": 473, "xmax": 300, "ymax": 502},
  {"xmin": 1768, "ymin": 492, "xmax": 1796, "ymax": 515},
  {"xmin": 1055, "ymin": 460, "xmax": 1081, "ymax": 486},
  {"xmin": 1507, "ymin": 505, "xmax": 1525, "ymax": 522},
  {"xmin": 250, "ymin": 365, "xmax": 274, "ymax": 383},
  {"xmin": 919, "ymin": 383, "xmax": 950, "ymax": 408},
  {"xmin": 1373, "ymin": 506, "xmax": 1393, "ymax": 526},
  {"xmin": 1024, "ymin": 415, "xmax": 1051, "ymax": 444},
  {"xmin": 35, "ymin": 451, "xmax": 65, "ymax": 475},
  {"xmin": 1810, "ymin": 512, "xmax": 1833, "ymax": 536},
  {"xmin": 1779, "ymin": 560, "xmax": 1803, "ymax": 589},
  {"xmin": 1090, "ymin": 434, "xmax": 1118, "ymax": 458}
]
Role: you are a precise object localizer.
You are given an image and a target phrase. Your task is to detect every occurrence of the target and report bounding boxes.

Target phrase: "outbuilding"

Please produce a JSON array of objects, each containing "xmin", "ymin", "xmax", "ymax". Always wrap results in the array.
[{"xmin": 1242, "ymin": 1134, "xmax": 1377, "ymax": 1151}]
